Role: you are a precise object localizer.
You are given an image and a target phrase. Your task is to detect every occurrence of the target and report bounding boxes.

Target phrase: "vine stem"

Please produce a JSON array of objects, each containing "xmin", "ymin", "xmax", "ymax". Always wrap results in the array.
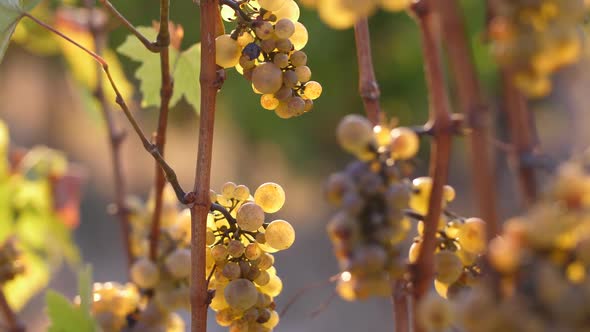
[
  {"xmin": 353, "ymin": 18, "xmax": 380, "ymax": 125},
  {"xmin": 438, "ymin": 0, "xmax": 499, "ymax": 239},
  {"xmin": 410, "ymin": 2, "xmax": 453, "ymax": 331},
  {"xmin": 83, "ymin": 1, "xmax": 133, "ymax": 269},
  {"xmin": 191, "ymin": 1, "xmax": 222, "ymax": 331},
  {"xmin": 149, "ymin": 0, "xmax": 173, "ymax": 262},
  {"xmin": 0, "ymin": 290, "xmax": 23, "ymax": 332}
]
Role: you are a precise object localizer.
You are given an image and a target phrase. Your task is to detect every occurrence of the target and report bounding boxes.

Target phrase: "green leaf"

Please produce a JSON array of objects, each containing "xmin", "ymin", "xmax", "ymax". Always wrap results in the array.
[
  {"xmin": 77, "ymin": 265, "xmax": 92, "ymax": 314},
  {"xmin": 117, "ymin": 26, "xmax": 201, "ymax": 113},
  {"xmin": 46, "ymin": 290, "xmax": 97, "ymax": 332},
  {"xmin": 4, "ymin": 250, "xmax": 49, "ymax": 310},
  {"xmin": 0, "ymin": 0, "xmax": 41, "ymax": 62}
]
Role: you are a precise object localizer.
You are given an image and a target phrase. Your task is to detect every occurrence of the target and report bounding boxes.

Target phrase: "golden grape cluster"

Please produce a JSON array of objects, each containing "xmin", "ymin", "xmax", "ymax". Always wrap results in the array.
[
  {"xmin": 325, "ymin": 114, "xmax": 419, "ymax": 300},
  {"xmin": 207, "ymin": 182, "xmax": 293, "ymax": 332},
  {"xmin": 299, "ymin": 0, "xmax": 412, "ymax": 29},
  {"xmin": 216, "ymin": 0, "xmax": 322, "ymax": 118},
  {"xmin": 407, "ymin": 177, "xmax": 486, "ymax": 300},
  {"xmin": 489, "ymin": 0, "xmax": 589, "ymax": 97},
  {"xmin": 458, "ymin": 158, "xmax": 590, "ymax": 332},
  {"xmin": 0, "ymin": 238, "xmax": 24, "ymax": 284}
]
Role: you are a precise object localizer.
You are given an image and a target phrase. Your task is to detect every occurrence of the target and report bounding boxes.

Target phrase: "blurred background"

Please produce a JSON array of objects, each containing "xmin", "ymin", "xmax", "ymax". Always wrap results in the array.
[{"xmin": 1, "ymin": 0, "xmax": 589, "ymax": 331}]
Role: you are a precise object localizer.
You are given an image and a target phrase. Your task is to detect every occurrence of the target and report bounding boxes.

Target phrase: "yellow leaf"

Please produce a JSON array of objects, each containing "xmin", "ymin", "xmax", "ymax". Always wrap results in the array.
[{"xmin": 3, "ymin": 251, "xmax": 49, "ymax": 311}]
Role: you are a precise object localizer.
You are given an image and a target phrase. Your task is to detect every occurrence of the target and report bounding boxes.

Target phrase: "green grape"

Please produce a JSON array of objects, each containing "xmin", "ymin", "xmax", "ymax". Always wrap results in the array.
[
  {"xmin": 223, "ymin": 262, "xmax": 242, "ymax": 280},
  {"xmin": 239, "ymin": 55, "xmax": 256, "ymax": 70},
  {"xmin": 130, "ymin": 258, "xmax": 160, "ymax": 289},
  {"xmin": 254, "ymin": 270, "xmax": 271, "ymax": 286},
  {"xmin": 294, "ymin": 65, "xmax": 312, "ymax": 83},
  {"xmin": 273, "ymin": 0, "xmax": 300, "ymax": 21},
  {"xmin": 228, "ymin": 239, "xmax": 246, "ymax": 257},
  {"xmin": 236, "ymin": 31, "xmax": 255, "ymax": 47},
  {"xmin": 245, "ymin": 243, "xmax": 262, "ymax": 260},
  {"xmin": 290, "ymin": 51, "xmax": 307, "ymax": 67},
  {"xmin": 264, "ymin": 220, "xmax": 295, "ymax": 250},
  {"xmin": 303, "ymin": 81, "xmax": 322, "ymax": 100},
  {"xmin": 212, "ymin": 244, "xmax": 229, "ymax": 262},
  {"xmin": 224, "ymin": 279, "xmax": 259, "ymax": 310},
  {"xmin": 336, "ymin": 114, "xmax": 374, "ymax": 154},
  {"xmin": 206, "ymin": 230, "xmax": 216, "ymax": 246},
  {"xmin": 254, "ymin": 21, "xmax": 274, "ymax": 40},
  {"xmin": 434, "ymin": 251, "xmax": 463, "ymax": 284},
  {"xmin": 164, "ymin": 248, "xmax": 191, "ymax": 279},
  {"xmin": 222, "ymin": 181, "xmax": 237, "ymax": 199},
  {"xmin": 258, "ymin": 0, "xmax": 287, "ymax": 11},
  {"xmin": 252, "ymin": 63, "xmax": 283, "ymax": 94},
  {"xmin": 215, "ymin": 35, "xmax": 241, "ymax": 68},
  {"xmin": 390, "ymin": 127, "xmax": 420, "ymax": 160},
  {"xmin": 457, "ymin": 218, "xmax": 487, "ymax": 254},
  {"xmin": 261, "ymin": 310, "xmax": 280, "ymax": 329},
  {"xmin": 290, "ymin": 22, "xmax": 308, "ymax": 50},
  {"xmin": 210, "ymin": 289, "xmax": 229, "ymax": 311},
  {"xmin": 221, "ymin": 4, "xmax": 237, "ymax": 21},
  {"xmin": 259, "ymin": 274, "xmax": 282, "ymax": 297},
  {"xmin": 256, "ymin": 253, "xmax": 275, "ymax": 270},
  {"xmin": 237, "ymin": 202, "xmax": 265, "ymax": 231},
  {"xmin": 417, "ymin": 292, "xmax": 454, "ymax": 331},
  {"xmin": 254, "ymin": 183, "xmax": 286, "ymax": 213},
  {"xmin": 274, "ymin": 18, "xmax": 295, "ymax": 39},
  {"xmin": 216, "ymin": 308, "xmax": 235, "ymax": 327},
  {"xmin": 273, "ymin": 53, "xmax": 290, "ymax": 68},
  {"xmin": 261, "ymin": 94, "xmax": 280, "ymax": 110}
]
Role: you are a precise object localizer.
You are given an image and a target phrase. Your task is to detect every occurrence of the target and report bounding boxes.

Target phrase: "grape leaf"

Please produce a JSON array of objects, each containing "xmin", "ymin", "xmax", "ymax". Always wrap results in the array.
[
  {"xmin": 0, "ymin": 0, "xmax": 42, "ymax": 62},
  {"xmin": 4, "ymin": 250, "xmax": 49, "ymax": 310},
  {"xmin": 46, "ymin": 290, "xmax": 97, "ymax": 332},
  {"xmin": 117, "ymin": 26, "xmax": 201, "ymax": 113},
  {"xmin": 77, "ymin": 265, "xmax": 93, "ymax": 314}
]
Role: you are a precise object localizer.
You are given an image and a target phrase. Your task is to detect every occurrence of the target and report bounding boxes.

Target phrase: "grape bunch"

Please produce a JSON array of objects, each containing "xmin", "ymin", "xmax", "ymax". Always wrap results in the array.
[
  {"xmin": 0, "ymin": 238, "xmax": 24, "ymax": 284},
  {"xmin": 325, "ymin": 114, "xmax": 420, "ymax": 300},
  {"xmin": 407, "ymin": 177, "xmax": 486, "ymax": 300},
  {"xmin": 207, "ymin": 182, "xmax": 294, "ymax": 332},
  {"xmin": 458, "ymin": 158, "xmax": 590, "ymax": 332},
  {"xmin": 216, "ymin": 0, "xmax": 322, "ymax": 118},
  {"xmin": 489, "ymin": 0, "xmax": 589, "ymax": 97},
  {"xmin": 299, "ymin": 0, "xmax": 412, "ymax": 29}
]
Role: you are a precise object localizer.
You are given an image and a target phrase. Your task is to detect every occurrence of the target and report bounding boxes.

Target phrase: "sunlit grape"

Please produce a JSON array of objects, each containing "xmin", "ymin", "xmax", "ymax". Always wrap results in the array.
[
  {"xmin": 224, "ymin": 279, "xmax": 259, "ymax": 310},
  {"xmin": 264, "ymin": 220, "xmax": 295, "ymax": 250},
  {"xmin": 254, "ymin": 183, "xmax": 286, "ymax": 213}
]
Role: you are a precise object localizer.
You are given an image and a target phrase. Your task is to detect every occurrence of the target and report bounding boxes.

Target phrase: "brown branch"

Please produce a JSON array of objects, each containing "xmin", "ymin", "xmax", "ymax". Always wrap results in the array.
[
  {"xmin": 501, "ymin": 71, "xmax": 538, "ymax": 207},
  {"xmin": 409, "ymin": 2, "xmax": 453, "ymax": 332},
  {"xmin": 353, "ymin": 18, "xmax": 381, "ymax": 125},
  {"xmin": 97, "ymin": 0, "xmax": 163, "ymax": 52},
  {"xmin": 438, "ymin": 0, "xmax": 499, "ymax": 239},
  {"xmin": 84, "ymin": 2, "xmax": 134, "ymax": 268},
  {"xmin": 149, "ymin": 0, "xmax": 174, "ymax": 263},
  {"xmin": 191, "ymin": 1, "xmax": 223, "ymax": 332},
  {"xmin": 0, "ymin": 290, "xmax": 24, "ymax": 332}
]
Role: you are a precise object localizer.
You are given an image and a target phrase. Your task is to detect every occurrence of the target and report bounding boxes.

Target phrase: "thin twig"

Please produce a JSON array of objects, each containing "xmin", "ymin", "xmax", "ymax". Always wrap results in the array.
[
  {"xmin": 353, "ymin": 18, "xmax": 380, "ymax": 125},
  {"xmin": 409, "ymin": 2, "xmax": 454, "ymax": 332},
  {"xmin": 309, "ymin": 290, "xmax": 338, "ymax": 319},
  {"xmin": 22, "ymin": 13, "xmax": 190, "ymax": 205},
  {"xmin": 97, "ymin": 0, "xmax": 163, "ymax": 52},
  {"xmin": 439, "ymin": 0, "xmax": 499, "ymax": 239},
  {"xmin": 149, "ymin": 0, "xmax": 174, "ymax": 263},
  {"xmin": 0, "ymin": 290, "xmax": 23, "ymax": 332},
  {"xmin": 279, "ymin": 273, "xmax": 341, "ymax": 318},
  {"xmin": 84, "ymin": 0, "xmax": 133, "ymax": 269},
  {"xmin": 191, "ymin": 2, "xmax": 223, "ymax": 332}
]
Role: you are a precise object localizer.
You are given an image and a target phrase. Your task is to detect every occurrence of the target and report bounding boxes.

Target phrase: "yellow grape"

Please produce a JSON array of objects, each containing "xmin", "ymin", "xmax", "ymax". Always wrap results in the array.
[
  {"xmin": 164, "ymin": 248, "xmax": 191, "ymax": 279},
  {"xmin": 274, "ymin": 18, "xmax": 295, "ymax": 39},
  {"xmin": 261, "ymin": 310, "xmax": 280, "ymax": 329},
  {"xmin": 380, "ymin": 0, "xmax": 412, "ymax": 11},
  {"xmin": 290, "ymin": 22, "xmax": 309, "ymax": 50},
  {"xmin": 254, "ymin": 182, "xmax": 286, "ymax": 213},
  {"xmin": 252, "ymin": 63, "xmax": 283, "ymax": 94},
  {"xmin": 273, "ymin": 0, "xmax": 300, "ymax": 21},
  {"xmin": 336, "ymin": 114, "xmax": 374, "ymax": 153},
  {"xmin": 417, "ymin": 292, "xmax": 455, "ymax": 331},
  {"xmin": 130, "ymin": 258, "xmax": 160, "ymax": 289},
  {"xmin": 409, "ymin": 241, "xmax": 422, "ymax": 263},
  {"xmin": 258, "ymin": 0, "xmax": 287, "ymax": 11},
  {"xmin": 434, "ymin": 251, "xmax": 463, "ymax": 284},
  {"xmin": 259, "ymin": 274, "xmax": 283, "ymax": 297},
  {"xmin": 215, "ymin": 34, "xmax": 241, "ymax": 68},
  {"xmin": 318, "ymin": 0, "xmax": 357, "ymax": 29},
  {"xmin": 264, "ymin": 220, "xmax": 295, "ymax": 250},
  {"xmin": 303, "ymin": 81, "xmax": 322, "ymax": 100},
  {"xmin": 224, "ymin": 279, "xmax": 259, "ymax": 310},
  {"xmin": 236, "ymin": 202, "xmax": 265, "ymax": 232},
  {"xmin": 457, "ymin": 218, "xmax": 487, "ymax": 254},
  {"xmin": 390, "ymin": 127, "xmax": 419, "ymax": 160}
]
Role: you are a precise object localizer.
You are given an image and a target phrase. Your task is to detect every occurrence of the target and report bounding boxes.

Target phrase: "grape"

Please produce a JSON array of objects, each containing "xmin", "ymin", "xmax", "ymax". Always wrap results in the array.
[
  {"xmin": 409, "ymin": 241, "xmax": 422, "ymax": 263},
  {"xmin": 290, "ymin": 22, "xmax": 308, "ymax": 50},
  {"xmin": 272, "ymin": 53, "xmax": 289, "ymax": 69},
  {"xmin": 457, "ymin": 218, "xmax": 487, "ymax": 254},
  {"xmin": 252, "ymin": 63, "xmax": 283, "ymax": 94},
  {"xmin": 228, "ymin": 239, "xmax": 246, "ymax": 257},
  {"xmin": 221, "ymin": 4, "xmax": 237, "ymax": 21},
  {"xmin": 210, "ymin": 290, "xmax": 229, "ymax": 311},
  {"xmin": 236, "ymin": 202, "xmax": 265, "ymax": 231},
  {"xmin": 294, "ymin": 65, "xmax": 312, "ymax": 83},
  {"xmin": 274, "ymin": 18, "xmax": 295, "ymax": 39},
  {"xmin": 222, "ymin": 181, "xmax": 237, "ymax": 199},
  {"xmin": 236, "ymin": 32, "xmax": 255, "ymax": 47},
  {"xmin": 216, "ymin": 308, "xmax": 235, "ymax": 327},
  {"xmin": 287, "ymin": 96, "xmax": 305, "ymax": 115},
  {"xmin": 261, "ymin": 94, "xmax": 280, "ymax": 110},
  {"xmin": 283, "ymin": 70, "xmax": 298, "ymax": 88},
  {"xmin": 254, "ymin": 21, "xmax": 274, "ymax": 40},
  {"xmin": 390, "ymin": 127, "xmax": 419, "ymax": 160},
  {"xmin": 245, "ymin": 243, "xmax": 262, "ymax": 260},
  {"xmin": 303, "ymin": 81, "xmax": 322, "ymax": 100},
  {"xmin": 258, "ymin": 0, "xmax": 287, "ymax": 11},
  {"xmin": 254, "ymin": 183, "xmax": 286, "ymax": 213},
  {"xmin": 130, "ymin": 258, "xmax": 160, "ymax": 289},
  {"xmin": 216, "ymin": 35, "xmax": 241, "ymax": 68},
  {"xmin": 274, "ymin": 85, "xmax": 292, "ymax": 100},
  {"xmin": 380, "ymin": 0, "xmax": 411, "ymax": 11},
  {"xmin": 275, "ymin": 38, "xmax": 293, "ymax": 53},
  {"xmin": 223, "ymin": 262, "xmax": 242, "ymax": 280},
  {"xmin": 261, "ymin": 310, "xmax": 280, "ymax": 329},
  {"xmin": 206, "ymin": 230, "xmax": 216, "ymax": 246},
  {"xmin": 434, "ymin": 251, "xmax": 463, "ymax": 284},
  {"xmin": 336, "ymin": 114, "xmax": 374, "ymax": 153},
  {"xmin": 290, "ymin": 51, "xmax": 307, "ymax": 67},
  {"xmin": 212, "ymin": 244, "xmax": 229, "ymax": 262},
  {"xmin": 417, "ymin": 292, "xmax": 454, "ymax": 331},
  {"xmin": 256, "ymin": 253, "xmax": 275, "ymax": 270},
  {"xmin": 410, "ymin": 177, "xmax": 433, "ymax": 215},
  {"xmin": 273, "ymin": 0, "xmax": 300, "ymax": 21},
  {"xmin": 254, "ymin": 270, "xmax": 271, "ymax": 286},
  {"xmin": 260, "ymin": 39, "xmax": 276, "ymax": 53},
  {"xmin": 264, "ymin": 220, "xmax": 295, "ymax": 250},
  {"xmin": 224, "ymin": 279, "xmax": 259, "ymax": 310},
  {"xmin": 259, "ymin": 274, "xmax": 282, "ymax": 297},
  {"xmin": 234, "ymin": 185, "xmax": 251, "ymax": 201},
  {"xmin": 164, "ymin": 248, "xmax": 191, "ymax": 279},
  {"xmin": 239, "ymin": 55, "xmax": 256, "ymax": 70}
]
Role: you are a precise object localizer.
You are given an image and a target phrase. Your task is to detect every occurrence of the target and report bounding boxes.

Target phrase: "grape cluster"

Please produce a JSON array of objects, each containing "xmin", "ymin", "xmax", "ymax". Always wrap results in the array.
[
  {"xmin": 489, "ymin": 0, "xmax": 589, "ymax": 97},
  {"xmin": 216, "ymin": 0, "xmax": 322, "ymax": 118},
  {"xmin": 407, "ymin": 177, "xmax": 486, "ymax": 300},
  {"xmin": 0, "ymin": 238, "xmax": 24, "ymax": 284},
  {"xmin": 325, "ymin": 114, "xmax": 420, "ymax": 300},
  {"xmin": 458, "ymin": 158, "xmax": 590, "ymax": 332},
  {"xmin": 207, "ymin": 182, "xmax": 294, "ymax": 332},
  {"xmin": 299, "ymin": 0, "xmax": 412, "ymax": 29}
]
